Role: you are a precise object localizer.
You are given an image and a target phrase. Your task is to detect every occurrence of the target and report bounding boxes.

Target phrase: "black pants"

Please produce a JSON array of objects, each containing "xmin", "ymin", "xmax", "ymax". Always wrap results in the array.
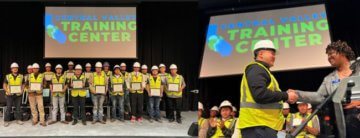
[
  {"xmin": 5, "ymin": 95, "xmax": 22, "ymax": 121},
  {"xmin": 130, "ymin": 93, "xmax": 143, "ymax": 118},
  {"xmin": 72, "ymin": 96, "xmax": 86, "ymax": 121},
  {"xmin": 167, "ymin": 97, "xmax": 182, "ymax": 120},
  {"xmin": 345, "ymin": 108, "xmax": 360, "ymax": 138},
  {"xmin": 241, "ymin": 126, "xmax": 277, "ymax": 138}
]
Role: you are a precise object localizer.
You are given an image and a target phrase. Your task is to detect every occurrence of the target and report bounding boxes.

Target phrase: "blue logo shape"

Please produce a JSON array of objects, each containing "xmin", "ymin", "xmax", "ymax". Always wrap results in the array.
[
  {"xmin": 206, "ymin": 24, "xmax": 233, "ymax": 57},
  {"xmin": 45, "ymin": 14, "xmax": 67, "ymax": 44}
]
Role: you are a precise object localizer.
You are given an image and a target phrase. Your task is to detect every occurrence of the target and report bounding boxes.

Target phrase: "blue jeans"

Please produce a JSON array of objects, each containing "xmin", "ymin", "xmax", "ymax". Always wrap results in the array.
[
  {"xmin": 110, "ymin": 95, "xmax": 124, "ymax": 120},
  {"xmin": 91, "ymin": 94, "xmax": 105, "ymax": 121},
  {"xmin": 149, "ymin": 96, "xmax": 161, "ymax": 119}
]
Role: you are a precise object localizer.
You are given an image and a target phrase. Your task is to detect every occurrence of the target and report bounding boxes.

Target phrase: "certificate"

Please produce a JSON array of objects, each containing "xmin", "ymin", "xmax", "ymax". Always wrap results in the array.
[
  {"xmin": 73, "ymin": 80, "xmax": 83, "ymax": 89},
  {"xmin": 95, "ymin": 85, "xmax": 106, "ymax": 94},
  {"xmin": 66, "ymin": 72, "xmax": 74, "ymax": 78},
  {"xmin": 151, "ymin": 88, "xmax": 161, "ymax": 96},
  {"xmin": 52, "ymin": 83, "xmax": 63, "ymax": 92},
  {"xmin": 30, "ymin": 82, "xmax": 42, "ymax": 91},
  {"xmin": 292, "ymin": 118, "xmax": 302, "ymax": 126},
  {"xmin": 131, "ymin": 82, "xmax": 141, "ymax": 90},
  {"xmin": 45, "ymin": 74, "xmax": 53, "ymax": 81},
  {"xmin": 10, "ymin": 85, "xmax": 22, "ymax": 94},
  {"xmin": 168, "ymin": 83, "xmax": 179, "ymax": 91},
  {"xmin": 113, "ymin": 84, "xmax": 123, "ymax": 92}
]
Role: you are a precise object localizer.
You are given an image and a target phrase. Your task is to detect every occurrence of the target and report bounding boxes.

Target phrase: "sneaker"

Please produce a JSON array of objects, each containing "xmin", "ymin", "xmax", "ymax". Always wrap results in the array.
[
  {"xmin": 72, "ymin": 119, "xmax": 78, "ymax": 125},
  {"xmin": 155, "ymin": 118, "xmax": 162, "ymax": 123},
  {"xmin": 32, "ymin": 121, "xmax": 38, "ymax": 126},
  {"xmin": 40, "ymin": 122, "xmax": 47, "ymax": 127},
  {"xmin": 111, "ymin": 119, "xmax": 116, "ymax": 122},
  {"xmin": 100, "ymin": 120, "xmax": 106, "ymax": 124},
  {"xmin": 48, "ymin": 121, "xmax": 57, "ymax": 125},
  {"xmin": 119, "ymin": 118, "xmax": 125, "ymax": 122},
  {"xmin": 131, "ymin": 116, "xmax": 136, "ymax": 123},
  {"xmin": 148, "ymin": 118, "xmax": 153, "ymax": 123},
  {"xmin": 137, "ymin": 117, "xmax": 143, "ymax": 123},
  {"xmin": 4, "ymin": 122, "xmax": 10, "ymax": 127},
  {"xmin": 61, "ymin": 121, "xmax": 69, "ymax": 124},
  {"xmin": 92, "ymin": 120, "xmax": 97, "ymax": 124},
  {"xmin": 17, "ymin": 120, "xmax": 24, "ymax": 125},
  {"xmin": 169, "ymin": 118, "xmax": 175, "ymax": 123},
  {"xmin": 82, "ymin": 120, "xmax": 87, "ymax": 125},
  {"xmin": 176, "ymin": 118, "xmax": 182, "ymax": 124}
]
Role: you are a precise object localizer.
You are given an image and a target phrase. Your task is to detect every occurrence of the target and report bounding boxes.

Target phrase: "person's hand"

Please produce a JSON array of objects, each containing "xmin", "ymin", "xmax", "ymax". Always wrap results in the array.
[
  {"xmin": 209, "ymin": 118, "xmax": 217, "ymax": 128},
  {"xmin": 344, "ymin": 101, "xmax": 360, "ymax": 109},
  {"xmin": 287, "ymin": 89, "xmax": 298, "ymax": 104}
]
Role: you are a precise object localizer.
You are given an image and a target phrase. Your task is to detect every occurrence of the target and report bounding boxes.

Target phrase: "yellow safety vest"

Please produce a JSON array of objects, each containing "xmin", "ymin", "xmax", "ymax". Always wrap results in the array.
[
  {"xmin": 293, "ymin": 112, "xmax": 316, "ymax": 138},
  {"xmin": 29, "ymin": 73, "xmax": 44, "ymax": 94},
  {"xmin": 110, "ymin": 74, "xmax": 125, "ymax": 96},
  {"xmin": 166, "ymin": 74, "xmax": 183, "ymax": 98},
  {"xmin": 198, "ymin": 117, "xmax": 207, "ymax": 129},
  {"xmin": 211, "ymin": 118, "xmax": 235, "ymax": 138},
  {"xmin": 130, "ymin": 72, "xmax": 143, "ymax": 94},
  {"xmin": 93, "ymin": 72, "xmax": 106, "ymax": 86},
  {"xmin": 149, "ymin": 75, "xmax": 161, "ymax": 89},
  {"xmin": 121, "ymin": 71, "xmax": 129, "ymax": 80},
  {"xmin": 51, "ymin": 74, "xmax": 66, "ymax": 97},
  {"xmin": 104, "ymin": 71, "xmax": 112, "ymax": 77},
  {"xmin": 238, "ymin": 62, "xmax": 284, "ymax": 131},
  {"xmin": 6, "ymin": 74, "xmax": 23, "ymax": 96},
  {"xmin": 71, "ymin": 75, "xmax": 86, "ymax": 97}
]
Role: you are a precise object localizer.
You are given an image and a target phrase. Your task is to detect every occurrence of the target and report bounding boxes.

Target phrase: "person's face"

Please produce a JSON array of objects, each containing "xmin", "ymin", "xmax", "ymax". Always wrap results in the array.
[
  {"xmin": 75, "ymin": 69, "xmax": 82, "ymax": 75},
  {"xmin": 160, "ymin": 67, "xmax": 166, "ymax": 73},
  {"xmin": 27, "ymin": 68, "xmax": 33, "ymax": 74},
  {"xmin": 210, "ymin": 110, "xmax": 217, "ymax": 117},
  {"xmin": 45, "ymin": 67, "xmax": 51, "ymax": 72},
  {"xmin": 104, "ymin": 66, "xmax": 109, "ymax": 71},
  {"xmin": 282, "ymin": 108, "xmax": 290, "ymax": 116},
  {"xmin": 170, "ymin": 69, "xmax": 177, "ymax": 75},
  {"xmin": 220, "ymin": 107, "xmax": 231, "ymax": 119},
  {"xmin": 134, "ymin": 67, "xmax": 140, "ymax": 72},
  {"xmin": 308, "ymin": 108, "xmax": 313, "ymax": 113},
  {"xmin": 142, "ymin": 69, "xmax": 147, "ymax": 74},
  {"xmin": 56, "ymin": 68, "xmax": 62, "ymax": 74},
  {"xmin": 11, "ymin": 68, "xmax": 18, "ymax": 74},
  {"xmin": 68, "ymin": 65, "xmax": 74, "ymax": 70},
  {"xmin": 121, "ymin": 66, "xmax": 126, "ymax": 71},
  {"xmin": 86, "ymin": 67, "xmax": 91, "ymax": 72},
  {"xmin": 33, "ymin": 68, "xmax": 39, "ymax": 73},
  {"xmin": 95, "ymin": 67, "xmax": 102, "ymax": 73},
  {"xmin": 114, "ymin": 69, "xmax": 120, "ymax": 75},
  {"xmin": 152, "ymin": 69, "xmax": 158, "ymax": 75},
  {"xmin": 258, "ymin": 50, "xmax": 276, "ymax": 67},
  {"xmin": 327, "ymin": 50, "xmax": 344, "ymax": 67},
  {"xmin": 298, "ymin": 104, "xmax": 308, "ymax": 114}
]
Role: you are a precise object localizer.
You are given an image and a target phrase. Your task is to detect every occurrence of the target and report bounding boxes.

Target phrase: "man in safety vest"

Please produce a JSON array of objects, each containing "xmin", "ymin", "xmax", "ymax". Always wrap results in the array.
[
  {"xmin": 90, "ymin": 62, "xmax": 108, "ymax": 124},
  {"xmin": 43, "ymin": 63, "xmax": 54, "ymax": 89},
  {"xmin": 103, "ymin": 61, "xmax": 112, "ymax": 77},
  {"xmin": 109, "ymin": 64, "xmax": 126, "ymax": 122},
  {"xmin": 165, "ymin": 64, "xmax": 186, "ymax": 124},
  {"xmin": 84, "ymin": 63, "xmax": 93, "ymax": 80},
  {"xmin": 3, "ymin": 62, "xmax": 25, "ymax": 127},
  {"xmin": 141, "ymin": 64, "xmax": 150, "ymax": 117},
  {"xmin": 288, "ymin": 102, "xmax": 320, "ymax": 138},
  {"xmin": 48, "ymin": 64, "xmax": 68, "ymax": 125},
  {"xmin": 198, "ymin": 102, "xmax": 209, "ymax": 138},
  {"xmin": 64, "ymin": 61, "xmax": 75, "ymax": 84},
  {"xmin": 238, "ymin": 40, "xmax": 298, "ymax": 137},
  {"xmin": 210, "ymin": 106, "xmax": 219, "ymax": 119},
  {"xmin": 159, "ymin": 63, "xmax": 170, "ymax": 119},
  {"xmin": 120, "ymin": 62, "xmax": 131, "ymax": 119},
  {"xmin": 70, "ymin": 64, "xmax": 87, "ymax": 125},
  {"xmin": 127, "ymin": 62, "xmax": 146, "ymax": 122},
  {"xmin": 207, "ymin": 100, "xmax": 236, "ymax": 137},
  {"xmin": 146, "ymin": 65, "xmax": 164, "ymax": 123}
]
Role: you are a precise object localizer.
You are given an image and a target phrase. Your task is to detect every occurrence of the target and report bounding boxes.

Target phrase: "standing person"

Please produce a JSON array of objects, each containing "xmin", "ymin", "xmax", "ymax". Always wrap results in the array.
[
  {"xmin": 3, "ymin": 62, "xmax": 25, "ymax": 127},
  {"xmin": 210, "ymin": 106, "xmax": 219, "ymax": 119},
  {"xmin": 288, "ymin": 102, "xmax": 320, "ymax": 138},
  {"xmin": 103, "ymin": 62, "xmax": 112, "ymax": 77},
  {"xmin": 90, "ymin": 62, "xmax": 108, "ymax": 124},
  {"xmin": 70, "ymin": 64, "xmax": 87, "ymax": 125},
  {"xmin": 43, "ymin": 63, "xmax": 55, "ymax": 89},
  {"xmin": 48, "ymin": 64, "xmax": 68, "ymax": 125},
  {"xmin": 109, "ymin": 65, "xmax": 126, "ymax": 122},
  {"xmin": 64, "ymin": 61, "xmax": 75, "ymax": 83},
  {"xmin": 146, "ymin": 65, "xmax": 164, "ymax": 123},
  {"xmin": 84, "ymin": 63, "xmax": 93, "ymax": 80},
  {"xmin": 159, "ymin": 63, "xmax": 170, "ymax": 119},
  {"xmin": 120, "ymin": 62, "xmax": 131, "ymax": 119},
  {"xmin": 207, "ymin": 100, "xmax": 236, "ymax": 138},
  {"xmin": 127, "ymin": 62, "xmax": 146, "ymax": 123},
  {"xmin": 24, "ymin": 65, "xmax": 33, "ymax": 93},
  {"xmin": 27, "ymin": 63, "xmax": 47, "ymax": 126},
  {"xmin": 198, "ymin": 102, "xmax": 209, "ymax": 138},
  {"xmin": 165, "ymin": 64, "xmax": 186, "ymax": 124},
  {"xmin": 141, "ymin": 64, "xmax": 150, "ymax": 117},
  {"xmin": 238, "ymin": 40, "xmax": 298, "ymax": 138}
]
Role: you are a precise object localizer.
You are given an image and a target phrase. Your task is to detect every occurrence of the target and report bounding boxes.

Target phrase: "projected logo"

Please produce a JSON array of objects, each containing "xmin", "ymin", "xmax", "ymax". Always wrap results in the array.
[
  {"xmin": 45, "ymin": 14, "xmax": 67, "ymax": 44},
  {"xmin": 206, "ymin": 24, "xmax": 233, "ymax": 57}
]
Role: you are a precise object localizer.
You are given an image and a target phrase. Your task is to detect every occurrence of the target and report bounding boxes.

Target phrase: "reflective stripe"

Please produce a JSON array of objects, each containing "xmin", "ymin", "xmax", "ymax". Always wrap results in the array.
[
  {"xmin": 242, "ymin": 84, "xmax": 247, "ymax": 102},
  {"xmin": 240, "ymin": 102, "xmax": 282, "ymax": 109}
]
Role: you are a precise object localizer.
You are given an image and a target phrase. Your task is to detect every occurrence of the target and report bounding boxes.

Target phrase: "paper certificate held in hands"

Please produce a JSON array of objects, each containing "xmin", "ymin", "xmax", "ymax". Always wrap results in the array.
[
  {"xmin": 168, "ymin": 83, "xmax": 179, "ymax": 91},
  {"xmin": 52, "ymin": 83, "xmax": 63, "ymax": 92},
  {"xmin": 96, "ymin": 85, "xmax": 106, "ymax": 94},
  {"xmin": 66, "ymin": 72, "xmax": 74, "ymax": 79},
  {"xmin": 30, "ymin": 82, "xmax": 42, "ymax": 92},
  {"xmin": 45, "ymin": 74, "xmax": 53, "ymax": 81},
  {"xmin": 10, "ymin": 85, "xmax": 22, "ymax": 94},
  {"xmin": 292, "ymin": 118, "xmax": 302, "ymax": 126},
  {"xmin": 113, "ymin": 84, "xmax": 123, "ymax": 92},
  {"xmin": 73, "ymin": 80, "xmax": 83, "ymax": 89},
  {"xmin": 131, "ymin": 82, "xmax": 141, "ymax": 90},
  {"xmin": 151, "ymin": 88, "xmax": 161, "ymax": 96}
]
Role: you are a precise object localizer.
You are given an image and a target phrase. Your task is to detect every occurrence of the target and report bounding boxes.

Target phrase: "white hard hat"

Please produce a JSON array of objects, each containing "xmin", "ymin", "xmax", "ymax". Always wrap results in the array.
[
  {"xmin": 133, "ymin": 62, "xmax": 140, "ymax": 68},
  {"xmin": 68, "ymin": 61, "xmax": 74, "ymax": 66},
  {"xmin": 27, "ymin": 65, "xmax": 33, "ymax": 69},
  {"xmin": 159, "ymin": 63, "xmax": 166, "ymax": 68},
  {"xmin": 210, "ymin": 106, "xmax": 219, "ymax": 112},
  {"xmin": 308, "ymin": 103, "xmax": 312, "ymax": 109},
  {"xmin": 85, "ymin": 63, "xmax": 91, "ymax": 68},
  {"xmin": 151, "ymin": 65, "xmax": 159, "ymax": 70},
  {"xmin": 55, "ymin": 64, "xmax": 63, "ymax": 69},
  {"xmin": 10, "ymin": 62, "xmax": 19, "ymax": 68},
  {"xmin": 103, "ymin": 62, "xmax": 110, "ymax": 67},
  {"xmin": 113, "ymin": 65, "xmax": 120, "ymax": 70},
  {"xmin": 75, "ymin": 64, "xmax": 82, "ymax": 70},
  {"xmin": 95, "ymin": 62, "xmax": 102, "ymax": 68},
  {"xmin": 283, "ymin": 102, "xmax": 290, "ymax": 109},
  {"xmin": 198, "ymin": 102, "xmax": 204, "ymax": 110},
  {"xmin": 32, "ymin": 63, "xmax": 40, "ymax": 69},
  {"xmin": 219, "ymin": 100, "xmax": 232, "ymax": 109},
  {"xmin": 141, "ymin": 64, "xmax": 148, "ymax": 69},
  {"xmin": 296, "ymin": 101, "xmax": 307, "ymax": 105},
  {"xmin": 232, "ymin": 106, "xmax": 237, "ymax": 112},
  {"xmin": 253, "ymin": 40, "xmax": 276, "ymax": 52},
  {"xmin": 169, "ymin": 64, "xmax": 177, "ymax": 69},
  {"xmin": 45, "ymin": 63, "xmax": 51, "ymax": 67},
  {"xmin": 120, "ymin": 63, "xmax": 126, "ymax": 67}
]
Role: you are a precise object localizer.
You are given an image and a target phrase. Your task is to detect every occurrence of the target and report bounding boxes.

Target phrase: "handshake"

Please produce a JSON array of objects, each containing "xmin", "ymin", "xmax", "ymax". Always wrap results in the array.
[{"xmin": 287, "ymin": 89, "xmax": 298, "ymax": 104}]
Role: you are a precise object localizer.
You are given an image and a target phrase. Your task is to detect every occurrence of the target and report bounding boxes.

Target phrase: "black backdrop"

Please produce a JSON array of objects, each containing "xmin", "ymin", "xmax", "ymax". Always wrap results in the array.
[
  {"xmin": 0, "ymin": 2, "xmax": 199, "ymax": 111},
  {"xmin": 199, "ymin": 0, "xmax": 360, "ymax": 116}
]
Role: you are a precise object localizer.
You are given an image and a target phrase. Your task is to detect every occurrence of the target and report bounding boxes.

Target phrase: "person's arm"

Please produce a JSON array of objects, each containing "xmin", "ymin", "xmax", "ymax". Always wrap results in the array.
[
  {"xmin": 221, "ymin": 121, "xmax": 235, "ymax": 137},
  {"xmin": 206, "ymin": 127, "xmax": 217, "ymax": 138},
  {"xmin": 296, "ymin": 77, "xmax": 329, "ymax": 104},
  {"xmin": 246, "ymin": 64, "xmax": 288, "ymax": 104}
]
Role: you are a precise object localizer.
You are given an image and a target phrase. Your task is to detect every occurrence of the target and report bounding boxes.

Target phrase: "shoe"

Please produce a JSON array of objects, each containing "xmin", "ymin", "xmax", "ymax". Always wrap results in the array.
[
  {"xmin": 4, "ymin": 122, "xmax": 10, "ymax": 127},
  {"xmin": 155, "ymin": 118, "xmax": 162, "ymax": 123},
  {"xmin": 82, "ymin": 120, "xmax": 87, "ymax": 125},
  {"xmin": 48, "ymin": 121, "xmax": 57, "ymax": 125},
  {"xmin": 72, "ymin": 119, "xmax": 78, "ymax": 125},
  {"xmin": 92, "ymin": 120, "xmax": 97, "ymax": 124},
  {"xmin": 17, "ymin": 120, "xmax": 24, "ymax": 125},
  {"xmin": 131, "ymin": 116, "xmax": 136, "ymax": 123},
  {"xmin": 176, "ymin": 118, "xmax": 182, "ymax": 124},
  {"xmin": 32, "ymin": 121, "xmax": 38, "ymax": 126},
  {"xmin": 100, "ymin": 120, "xmax": 106, "ymax": 124},
  {"xmin": 148, "ymin": 118, "xmax": 153, "ymax": 123},
  {"xmin": 169, "ymin": 118, "xmax": 175, "ymax": 123},
  {"xmin": 40, "ymin": 122, "xmax": 47, "ymax": 127},
  {"xmin": 111, "ymin": 119, "xmax": 116, "ymax": 122},
  {"xmin": 119, "ymin": 118, "xmax": 125, "ymax": 122},
  {"xmin": 61, "ymin": 121, "xmax": 69, "ymax": 124},
  {"xmin": 137, "ymin": 117, "xmax": 143, "ymax": 123}
]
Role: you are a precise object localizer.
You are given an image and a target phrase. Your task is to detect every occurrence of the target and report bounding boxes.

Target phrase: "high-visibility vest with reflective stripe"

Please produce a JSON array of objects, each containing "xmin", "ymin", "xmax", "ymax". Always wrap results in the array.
[
  {"xmin": 51, "ymin": 74, "xmax": 66, "ymax": 97},
  {"xmin": 110, "ymin": 74, "xmax": 125, "ymax": 96},
  {"xmin": 104, "ymin": 71, "xmax": 112, "ymax": 77},
  {"xmin": 211, "ymin": 118, "xmax": 235, "ymax": 138},
  {"xmin": 238, "ymin": 62, "xmax": 284, "ymax": 131},
  {"xmin": 130, "ymin": 72, "xmax": 143, "ymax": 94},
  {"xmin": 121, "ymin": 71, "xmax": 129, "ymax": 80},
  {"xmin": 71, "ymin": 75, "xmax": 86, "ymax": 97},
  {"xmin": 6, "ymin": 74, "xmax": 23, "ymax": 96},
  {"xmin": 166, "ymin": 74, "xmax": 182, "ymax": 98},
  {"xmin": 93, "ymin": 72, "xmax": 106, "ymax": 86},
  {"xmin": 198, "ymin": 118, "xmax": 207, "ymax": 128},
  {"xmin": 293, "ymin": 112, "xmax": 316, "ymax": 138},
  {"xmin": 29, "ymin": 73, "xmax": 44, "ymax": 93},
  {"xmin": 149, "ymin": 75, "xmax": 161, "ymax": 89}
]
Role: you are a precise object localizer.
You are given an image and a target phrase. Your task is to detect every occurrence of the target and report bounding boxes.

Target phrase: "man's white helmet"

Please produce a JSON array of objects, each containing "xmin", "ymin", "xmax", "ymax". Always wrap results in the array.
[
  {"xmin": 169, "ymin": 64, "xmax": 177, "ymax": 70},
  {"xmin": 120, "ymin": 63, "xmax": 126, "ymax": 67},
  {"xmin": 95, "ymin": 62, "xmax": 102, "ymax": 68},
  {"xmin": 10, "ymin": 62, "xmax": 19, "ymax": 68},
  {"xmin": 113, "ymin": 65, "xmax": 120, "ymax": 70},
  {"xmin": 27, "ymin": 65, "xmax": 33, "ymax": 69},
  {"xmin": 32, "ymin": 63, "xmax": 40, "ymax": 69},
  {"xmin": 45, "ymin": 63, "xmax": 51, "ymax": 67},
  {"xmin": 55, "ymin": 64, "xmax": 63, "ymax": 69},
  {"xmin": 253, "ymin": 40, "xmax": 276, "ymax": 52},
  {"xmin": 159, "ymin": 64, "xmax": 166, "ymax": 68},
  {"xmin": 283, "ymin": 102, "xmax": 290, "ymax": 109},
  {"xmin": 75, "ymin": 64, "xmax": 82, "ymax": 70},
  {"xmin": 210, "ymin": 106, "xmax": 219, "ymax": 112},
  {"xmin": 219, "ymin": 100, "xmax": 232, "ymax": 109},
  {"xmin": 151, "ymin": 65, "xmax": 159, "ymax": 70},
  {"xmin": 68, "ymin": 61, "xmax": 74, "ymax": 66},
  {"xmin": 133, "ymin": 62, "xmax": 141, "ymax": 68},
  {"xmin": 85, "ymin": 63, "xmax": 91, "ymax": 68},
  {"xmin": 198, "ymin": 102, "xmax": 204, "ymax": 110},
  {"xmin": 141, "ymin": 64, "xmax": 148, "ymax": 70}
]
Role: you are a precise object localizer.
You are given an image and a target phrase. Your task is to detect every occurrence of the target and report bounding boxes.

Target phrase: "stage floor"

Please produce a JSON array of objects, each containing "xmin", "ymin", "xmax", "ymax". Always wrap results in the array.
[{"xmin": 0, "ymin": 111, "xmax": 196, "ymax": 137}]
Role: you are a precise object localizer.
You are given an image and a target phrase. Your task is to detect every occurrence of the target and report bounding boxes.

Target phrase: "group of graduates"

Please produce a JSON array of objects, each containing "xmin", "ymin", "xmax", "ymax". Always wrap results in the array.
[{"xmin": 2, "ymin": 61, "xmax": 186, "ymax": 127}]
